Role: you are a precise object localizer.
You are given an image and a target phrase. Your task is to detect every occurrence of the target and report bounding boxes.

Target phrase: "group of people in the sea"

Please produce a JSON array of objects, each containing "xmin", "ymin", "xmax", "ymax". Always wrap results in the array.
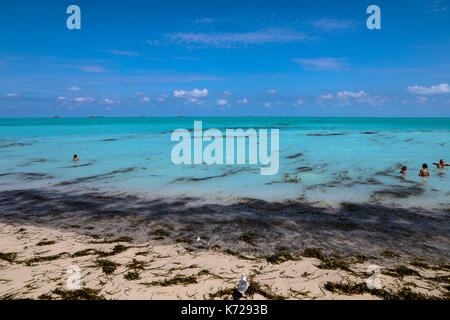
[
  {"xmin": 72, "ymin": 152, "xmax": 447, "ymax": 179},
  {"xmin": 400, "ymin": 159, "xmax": 449, "ymax": 177}
]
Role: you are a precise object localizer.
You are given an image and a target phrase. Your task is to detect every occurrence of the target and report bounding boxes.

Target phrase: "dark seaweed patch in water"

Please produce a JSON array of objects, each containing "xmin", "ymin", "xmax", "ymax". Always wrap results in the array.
[
  {"xmin": 346, "ymin": 177, "xmax": 382, "ymax": 187},
  {"xmin": 171, "ymin": 167, "xmax": 245, "ymax": 183},
  {"xmin": 376, "ymin": 164, "xmax": 402, "ymax": 177},
  {"xmin": 436, "ymin": 170, "xmax": 446, "ymax": 178},
  {"xmin": 306, "ymin": 132, "xmax": 349, "ymax": 136},
  {"xmin": 286, "ymin": 152, "xmax": 303, "ymax": 159},
  {"xmin": 101, "ymin": 138, "xmax": 119, "ymax": 142},
  {"xmin": 0, "ymin": 172, "xmax": 54, "ymax": 181},
  {"xmin": 1, "ymin": 142, "xmax": 32, "ymax": 148},
  {"xmin": 295, "ymin": 166, "xmax": 313, "ymax": 172},
  {"xmin": 63, "ymin": 161, "xmax": 96, "ymax": 168},
  {"xmin": 371, "ymin": 185, "xmax": 425, "ymax": 199},
  {"xmin": 361, "ymin": 131, "xmax": 379, "ymax": 135},
  {"xmin": 282, "ymin": 174, "xmax": 301, "ymax": 183},
  {"xmin": 173, "ymin": 173, "xmax": 228, "ymax": 182},
  {"xmin": 22, "ymin": 172, "xmax": 53, "ymax": 181},
  {"xmin": 57, "ymin": 167, "xmax": 135, "ymax": 185}
]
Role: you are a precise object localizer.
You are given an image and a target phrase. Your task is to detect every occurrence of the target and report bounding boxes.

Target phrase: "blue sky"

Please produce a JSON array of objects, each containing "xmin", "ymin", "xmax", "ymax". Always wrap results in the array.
[{"xmin": 0, "ymin": 0, "xmax": 449, "ymax": 117}]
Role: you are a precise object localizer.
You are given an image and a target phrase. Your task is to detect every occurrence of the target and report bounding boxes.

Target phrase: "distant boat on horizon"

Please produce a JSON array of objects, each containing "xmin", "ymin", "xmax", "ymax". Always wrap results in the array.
[
  {"xmin": 176, "ymin": 115, "xmax": 184, "ymax": 117},
  {"xmin": 88, "ymin": 116, "xmax": 103, "ymax": 118},
  {"xmin": 51, "ymin": 116, "xmax": 60, "ymax": 118}
]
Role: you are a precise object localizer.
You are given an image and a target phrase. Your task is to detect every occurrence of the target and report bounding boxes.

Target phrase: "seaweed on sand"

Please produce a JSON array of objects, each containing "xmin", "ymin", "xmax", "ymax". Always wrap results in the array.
[
  {"xmin": 50, "ymin": 288, "xmax": 104, "ymax": 300},
  {"xmin": 301, "ymin": 248, "xmax": 326, "ymax": 260},
  {"xmin": 0, "ymin": 252, "xmax": 18, "ymax": 263},
  {"xmin": 142, "ymin": 275, "xmax": 198, "ymax": 287},
  {"xmin": 89, "ymin": 236, "xmax": 133, "ymax": 244},
  {"xmin": 71, "ymin": 248, "xmax": 99, "ymax": 258},
  {"xmin": 301, "ymin": 248, "xmax": 352, "ymax": 272},
  {"xmin": 23, "ymin": 252, "xmax": 70, "ymax": 266},
  {"xmin": 265, "ymin": 248, "xmax": 297, "ymax": 265},
  {"xmin": 97, "ymin": 244, "xmax": 128, "ymax": 257},
  {"xmin": 246, "ymin": 281, "xmax": 286, "ymax": 300},
  {"xmin": 127, "ymin": 258, "xmax": 146, "ymax": 270},
  {"xmin": 410, "ymin": 260, "xmax": 430, "ymax": 269},
  {"xmin": 36, "ymin": 240, "xmax": 56, "ymax": 246},
  {"xmin": 382, "ymin": 266, "xmax": 420, "ymax": 278},
  {"xmin": 209, "ymin": 288, "xmax": 235, "ymax": 299},
  {"xmin": 96, "ymin": 259, "xmax": 119, "ymax": 275},
  {"xmin": 223, "ymin": 249, "xmax": 254, "ymax": 261},
  {"xmin": 124, "ymin": 271, "xmax": 140, "ymax": 280}
]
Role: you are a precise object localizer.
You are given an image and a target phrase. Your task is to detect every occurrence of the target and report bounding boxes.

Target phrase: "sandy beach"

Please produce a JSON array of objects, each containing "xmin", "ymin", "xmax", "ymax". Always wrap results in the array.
[{"xmin": 0, "ymin": 189, "xmax": 448, "ymax": 300}]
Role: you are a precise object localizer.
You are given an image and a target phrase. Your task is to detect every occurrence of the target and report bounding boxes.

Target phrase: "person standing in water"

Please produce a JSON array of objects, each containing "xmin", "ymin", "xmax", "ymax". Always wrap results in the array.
[
  {"xmin": 419, "ymin": 163, "xmax": 430, "ymax": 177},
  {"xmin": 400, "ymin": 166, "xmax": 407, "ymax": 175},
  {"xmin": 432, "ymin": 159, "xmax": 449, "ymax": 169},
  {"xmin": 73, "ymin": 154, "xmax": 79, "ymax": 161}
]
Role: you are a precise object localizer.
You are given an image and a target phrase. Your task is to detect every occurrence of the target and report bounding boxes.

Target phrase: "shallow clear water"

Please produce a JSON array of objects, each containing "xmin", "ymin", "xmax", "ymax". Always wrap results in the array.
[{"xmin": 0, "ymin": 117, "xmax": 449, "ymax": 209}]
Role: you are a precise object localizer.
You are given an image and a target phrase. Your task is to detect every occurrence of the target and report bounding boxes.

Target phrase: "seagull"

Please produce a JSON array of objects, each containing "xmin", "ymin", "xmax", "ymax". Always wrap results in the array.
[
  {"xmin": 237, "ymin": 274, "xmax": 248, "ymax": 295},
  {"xmin": 196, "ymin": 237, "xmax": 209, "ymax": 248}
]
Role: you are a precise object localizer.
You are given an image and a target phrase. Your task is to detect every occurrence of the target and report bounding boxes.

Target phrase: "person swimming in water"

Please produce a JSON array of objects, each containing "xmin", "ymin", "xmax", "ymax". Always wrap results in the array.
[
  {"xmin": 73, "ymin": 154, "xmax": 79, "ymax": 161},
  {"xmin": 400, "ymin": 165, "xmax": 407, "ymax": 175},
  {"xmin": 432, "ymin": 159, "xmax": 449, "ymax": 169},
  {"xmin": 419, "ymin": 163, "xmax": 430, "ymax": 177}
]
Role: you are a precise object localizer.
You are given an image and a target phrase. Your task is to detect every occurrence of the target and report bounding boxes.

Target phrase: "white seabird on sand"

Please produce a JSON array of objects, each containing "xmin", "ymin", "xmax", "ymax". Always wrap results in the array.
[
  {"xmin": 196, "ymin": 237, "xmax": 209, "ymax": 247},
  {"xmin": 237, "ymin": 274, "xmax": 248, "ymax": 295}
]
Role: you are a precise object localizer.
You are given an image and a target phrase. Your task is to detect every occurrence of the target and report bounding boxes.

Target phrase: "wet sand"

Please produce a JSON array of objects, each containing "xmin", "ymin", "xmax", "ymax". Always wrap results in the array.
[{"xmin": 0, "ymin": 189, "xmax": 449, "ymax": 300}]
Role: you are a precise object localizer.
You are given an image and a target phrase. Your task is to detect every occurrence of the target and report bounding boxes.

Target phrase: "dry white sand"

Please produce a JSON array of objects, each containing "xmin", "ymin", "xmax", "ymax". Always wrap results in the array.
[{"xmin": 0, "ymin": 222, "xmax": 448, "ymax": 300}]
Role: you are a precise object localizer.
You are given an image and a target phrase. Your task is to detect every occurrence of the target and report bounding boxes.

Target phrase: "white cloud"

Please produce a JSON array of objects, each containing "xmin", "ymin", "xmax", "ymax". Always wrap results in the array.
[
  {"xmin": 407, "ymin": 83, "xmax": 450, "ymax": 94},
  {"xmin": 238, "ymin": 97, "xmax": 248, "ymax": 104},
  {"xmin": 417, "ymin": 96, "xmax": 428, "ymax": 103},
  {"xmin": 7, "ymin": 93, "xmax": 17, "ymax": 97},
  {"xmin": 427, "ymin": 0, "xmax": 448, "ymax": 12},
  {"xmin": 99, "ymin": 98, "xmax": 114, "ymax": 104},
  {"xmin": 293, "ymin": 57, "xmax": 347, "ymax": 71},
  {"xmin": 106, "ymin": 49, "xmax": 139, "ymax": 56},
  {"xmin": 294, "ymin": 99, "xmax": 304, "ymax": 105},
  {"xmin": 223, "ymin": 90, "xmax": 233, "ymax": 96},
  {"xmin": 267, "ymin": 89, "xmax": 277, "ymax": 94},
  {"xmin": 311, "ymin": 17, "xmax": 358, "ymax": 31},
  {"xmin": 194, "ymin": 17, "xmax": 215, "ymax": 24},
  {"xmin": 79, "ymin": 66, "xmax": 107, "ymax": 73},
  {"xmin": 173, "ymin": 88, "xmax": 208, "ymax": 98},
  {"xmin": 187, "ymin": 97, "xmax": 203, "ymax": 105},
  {"xmin": 264, "ymin": 102, "xmax": 271, "ymax": 107},
  {"xmin": 141, "ymin": 97, "xmax": 150, "ymax": 103},
  {"xmin": 217, "ymin": 99, "xmax": 228, "ymax": 106},
  {"xmin": 69, "ymin": 86, "xmax": 82, "ymax": 91},
  {"xmin": 57, "ymin": 96, "xmax": 67, "ymax": 101},
  {"xmin": 337, "ymin": 91, "xmax": 367, "ymax": 98},
  {"xmin": 161, "ymin": 28, "xmax": 310, "ymax": 48},
  {"xmin": 74, "ymin": 97, "xmax": 94, "ymax": 103},
  {"xmin": 156, "ymin": 94, "xmax": 168, "ymax": 102},
  {"xmin": 320, "ymin": 93, "xmax": 333, "ymax": 99}
]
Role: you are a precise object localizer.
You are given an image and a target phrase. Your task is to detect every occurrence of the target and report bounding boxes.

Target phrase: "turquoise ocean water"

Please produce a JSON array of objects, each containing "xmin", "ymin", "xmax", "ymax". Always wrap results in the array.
[{"xmin": 0, "ymin": 117, "xmax": 449, "ymax": 209}]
